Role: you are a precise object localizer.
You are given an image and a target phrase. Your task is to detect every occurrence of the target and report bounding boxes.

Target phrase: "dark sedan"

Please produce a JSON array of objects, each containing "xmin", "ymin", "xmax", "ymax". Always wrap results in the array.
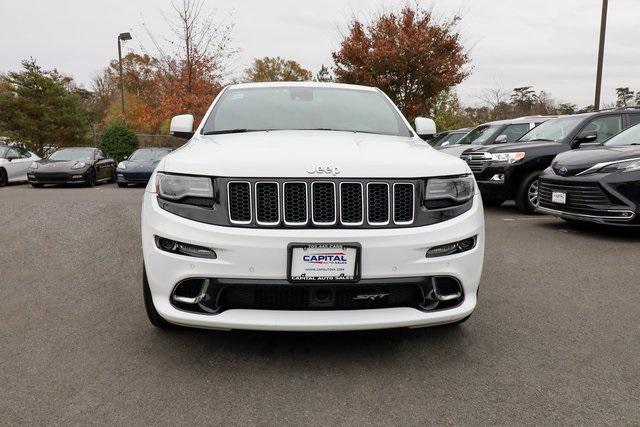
[
  {"xmin": 537, "ymin": 123, "xmax": 640, "ymax": 226},
  {"xmin": 28, "ymin": 147, "xmax": 116, "ymax": 187},
  {"xmin": 116, "ymin": 147, "xmax": 172, "ymax": 187}
]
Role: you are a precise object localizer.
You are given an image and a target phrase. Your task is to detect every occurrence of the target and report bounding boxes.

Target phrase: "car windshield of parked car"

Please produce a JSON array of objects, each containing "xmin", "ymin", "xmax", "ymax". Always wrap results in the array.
[
  {"xmin": 603, "ymin": 123, "xmax": 640, "ymax": 146},
  {"xmin": 129, "ymin": 149, "xmax": 170, "ymax": 161},
  {"xmin": 201, "ymin": 86, "xmax": 412, "ymax": 137},
  {"xmin": 49, "ymin": 148, "xmax": 94, "ymax": 161},
  {"xmin": 456, "ymin": 125, "xmax": 501, "ymax": 145},
  {"xmin": 518, "ymin": 116, "xmax": 584, "ymax": 142},
  {"xmin": 0, "ymin": 147, "xmax": 8, "ymax": 158}
]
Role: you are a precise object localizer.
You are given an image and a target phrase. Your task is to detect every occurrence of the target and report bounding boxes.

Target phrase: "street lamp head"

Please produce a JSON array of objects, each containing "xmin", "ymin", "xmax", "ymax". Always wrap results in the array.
[{"xmin": 118, "ymin": 32, "xmax": 132, "ymax": 41}]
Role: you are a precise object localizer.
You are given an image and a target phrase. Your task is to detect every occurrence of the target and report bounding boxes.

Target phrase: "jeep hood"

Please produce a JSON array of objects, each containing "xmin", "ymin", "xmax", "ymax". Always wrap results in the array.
[{"xmin": 160, "ymin": 131, "xmax": 470, "ymax": 178}]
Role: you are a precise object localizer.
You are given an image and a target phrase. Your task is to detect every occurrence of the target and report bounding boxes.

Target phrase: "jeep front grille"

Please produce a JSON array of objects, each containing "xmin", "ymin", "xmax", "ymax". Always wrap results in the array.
[{"xmin": 225, "ymin": 179, "xmax": 416, "ymax": 228}]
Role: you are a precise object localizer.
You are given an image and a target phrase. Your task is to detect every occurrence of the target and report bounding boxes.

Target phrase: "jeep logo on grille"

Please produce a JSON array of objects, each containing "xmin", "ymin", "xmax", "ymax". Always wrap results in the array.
[{"xmin": 307, "ymin": 165, "xmax": 341, "ymax": 175}]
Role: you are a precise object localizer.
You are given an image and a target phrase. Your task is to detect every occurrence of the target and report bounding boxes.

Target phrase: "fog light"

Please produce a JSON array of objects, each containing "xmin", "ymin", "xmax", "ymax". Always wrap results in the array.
[
  {"xmin": 490, "ymin": 174, "xmax": 505, "ymax": 182},
  {"xmin": 72, "ymin": 175, "xmax": 83, "ymax": 179},
  {"xmin": 155, "ymin": 236, "xmax": 217, "ymax": 259},
  {"xmin": 426, "ymin": 236, "xmax": 477, "ymax": 258}
]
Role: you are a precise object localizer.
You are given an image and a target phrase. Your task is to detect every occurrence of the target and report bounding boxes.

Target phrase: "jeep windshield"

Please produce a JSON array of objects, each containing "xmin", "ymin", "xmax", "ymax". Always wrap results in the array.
[
  {"xmin": 201, "ymin": 86, "xmax": 412, "ymax": 137},
  {"xmin": 518, "ymin": 116, "xmax": 583, "ymax": 143},
  {"xmin": 455, "ymin": 125, "xmax": 501, "ymax": 145}
]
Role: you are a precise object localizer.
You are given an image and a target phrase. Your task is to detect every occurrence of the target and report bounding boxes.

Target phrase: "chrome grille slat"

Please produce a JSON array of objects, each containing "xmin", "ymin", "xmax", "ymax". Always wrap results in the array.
[{"xmin": 226, "ymin": 179, "xmax": 415, "ymax": 227}]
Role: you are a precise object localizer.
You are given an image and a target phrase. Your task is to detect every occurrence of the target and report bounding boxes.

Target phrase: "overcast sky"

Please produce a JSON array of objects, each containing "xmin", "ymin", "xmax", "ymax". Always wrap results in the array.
[{"xmin": 1, "ymin": 0, "xmax": 638, "ymax": 107}]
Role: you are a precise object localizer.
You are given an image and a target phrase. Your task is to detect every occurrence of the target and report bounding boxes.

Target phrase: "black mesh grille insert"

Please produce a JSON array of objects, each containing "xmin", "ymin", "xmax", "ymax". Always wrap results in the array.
[
  {"xmin": 284, "ymin": 183, "xmax": 307, "ymax": 224},
  {"xmin": 394, "ymin": 184, "xmax": 414, "ymax": 223},
  {"xmin": 312, "ymin": 182, "xmax": 336, "ymax": 224},
  {"xmin": 255, "ymin": 182, "xmax": 279, "ymax": 224},
  {"xmin": 340, "ymin": 183, "xmax": 363, "ymax": 224},
  {"xmin": 368, "ymin": 183, "xmax": 389, "ymax": 224},
  {"xmin": 220, "ymin": 284, "xmax": 422, "ymax": 310},
  {"xmin": 228, "ymin": 182, "xmax": 251, "ymax": 223}
]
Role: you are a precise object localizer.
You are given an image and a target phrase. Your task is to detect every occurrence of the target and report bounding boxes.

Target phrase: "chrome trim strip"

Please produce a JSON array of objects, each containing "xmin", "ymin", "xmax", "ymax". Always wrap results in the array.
[
  {"xmin": 392, "ymin": 182, "xmax": 415, "ymax": 225},
  {"xmin": 227, "ymin": 181, "xmax": 252, "ymax": 225},
  {"xmin": 339, "ymin": 182, "xmax": 364, "ymax": 226},
  {"xmin": 311, "ymin": 181, "xmax": 337, "ymax": 226},
  {"xmin": 283, "ymin": 181, "xmax": 309, "ymax": 226},
  {"xmin": 537, "ymin": 205, "xmax": 636, "ymax": 221},
  {"xmin": 254, "ymin": 181, "xmax": 280, "ymax": 226},
  {"xmin": 576, "ymin": 157, "xmax": 640, "ymax": 176},
  {"xmin": 366, "ymin": 182, "xmax": 391, "ymax": 226}
]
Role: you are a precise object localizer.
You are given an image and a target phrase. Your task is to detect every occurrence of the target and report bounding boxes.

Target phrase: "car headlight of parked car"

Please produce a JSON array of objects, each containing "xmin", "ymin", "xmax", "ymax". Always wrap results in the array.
[
  {"xmin": 71, "ymin": 161, "xmax": 86, "ymax": 170},
  {"xmin": 156, "ymin": 173, "xmax": 214, "ymax": 202},
  {"xmin": 597, "ymin": 158, "xmax": 640, "ymax": 174},
  {"xmin": 118, "ymin": 162, "xmax": 127, "ymax": 169},
  {"xmin": 30, "ymin": 162, "xmax": 38, "ymax": 170},
  {"xmin": 490, "ymin": 152, "xmax": 525, "ymax": 164},
  {"xmin": 424, "ymin": 175, "xmax": 475, "ymax": 209}
]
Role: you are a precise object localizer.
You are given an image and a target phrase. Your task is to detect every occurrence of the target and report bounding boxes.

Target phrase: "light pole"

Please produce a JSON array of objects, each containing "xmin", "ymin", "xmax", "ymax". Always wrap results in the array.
[
  {"xmin": 594, "ymin": 0, "xmax": 608, "ymax": 111},
  {"xmin": 117, "ymin": 32, "xmax": 132, "ymax": 114}
]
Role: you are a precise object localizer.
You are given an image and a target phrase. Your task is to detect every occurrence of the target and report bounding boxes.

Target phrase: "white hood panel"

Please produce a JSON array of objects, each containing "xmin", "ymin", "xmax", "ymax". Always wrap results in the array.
[{"xmin": 162, "ymin": 131, "xmax": 469, "ymax": 178}]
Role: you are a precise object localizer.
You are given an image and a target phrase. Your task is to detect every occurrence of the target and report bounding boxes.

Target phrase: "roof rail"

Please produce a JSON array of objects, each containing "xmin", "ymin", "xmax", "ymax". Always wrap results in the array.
[{"xmin": 598, "ymin": 105, "xmax": 640, "ymax": 112}]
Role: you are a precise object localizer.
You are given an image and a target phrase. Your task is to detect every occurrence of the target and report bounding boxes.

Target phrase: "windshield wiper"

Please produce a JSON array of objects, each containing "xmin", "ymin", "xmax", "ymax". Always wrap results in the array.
[
  {"xmin": 202, "ymin": 129, "xmax": 267, "ymax": 135},
  {"xmin": 524, "ymin": 138, "xmax": 554, "ymax": 142}
]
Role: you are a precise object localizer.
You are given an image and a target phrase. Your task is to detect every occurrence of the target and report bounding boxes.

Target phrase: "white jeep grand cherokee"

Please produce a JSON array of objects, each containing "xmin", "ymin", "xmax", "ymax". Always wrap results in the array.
[{"xmin": 141, "ymin": 82, "xmax": 484, "ymax": 331}]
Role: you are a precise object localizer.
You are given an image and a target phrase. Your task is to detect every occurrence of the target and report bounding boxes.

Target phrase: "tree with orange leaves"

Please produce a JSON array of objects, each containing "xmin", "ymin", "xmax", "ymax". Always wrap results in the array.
[{"xmin": 332, "ymin": 6, "xmax": 470, "ymax": 121}]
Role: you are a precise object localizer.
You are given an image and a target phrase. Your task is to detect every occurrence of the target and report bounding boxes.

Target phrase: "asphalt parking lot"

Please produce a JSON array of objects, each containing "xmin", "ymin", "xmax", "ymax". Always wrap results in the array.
[{"xmin": 1, "ymin": 183, "xmax": 639, "ymax": 425}]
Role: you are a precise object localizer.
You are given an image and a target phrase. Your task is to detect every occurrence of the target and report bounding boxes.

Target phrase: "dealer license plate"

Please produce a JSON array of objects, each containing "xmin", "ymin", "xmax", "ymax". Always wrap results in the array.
[
  {"xmin": 552, "ymin": 191, "xmax": 566, "ymax": 204},
  {"xmin": 288, "ymin": 243, "xmax": 360, "ymax": 282}
]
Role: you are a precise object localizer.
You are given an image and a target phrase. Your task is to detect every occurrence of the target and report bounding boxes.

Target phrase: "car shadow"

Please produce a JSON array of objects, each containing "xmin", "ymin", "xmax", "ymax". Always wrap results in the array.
[{"xmin": 536, "ymin": 218, "xmax": 640, "ymax": 240}]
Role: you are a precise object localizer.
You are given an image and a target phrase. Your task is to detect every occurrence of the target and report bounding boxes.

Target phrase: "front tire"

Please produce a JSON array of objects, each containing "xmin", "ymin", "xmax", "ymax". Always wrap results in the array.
[
  {"xmin": 117, "ymin": 182, "xmax": 127, "ymax": 188},
  {"xmin": 0, "ymin": 169, "xmax": 7, "ymax": 187},
  {"xmin": 86, "ymin": 168, "xmax": 97, "ymax": 187},
  {"xmin": 31, "ymin": 183, "xmax": 44, "ymax": 188},
  {"xmin": 143, "ymin": 266, "xmax": 177, "ymax": 329},
  {"xmin": 515, "ymin": 171, "xmax": 541, "ymax": 213},
  {"xmin": 482, "ymin": 196, "xmax": 505, "ymax": 207}
]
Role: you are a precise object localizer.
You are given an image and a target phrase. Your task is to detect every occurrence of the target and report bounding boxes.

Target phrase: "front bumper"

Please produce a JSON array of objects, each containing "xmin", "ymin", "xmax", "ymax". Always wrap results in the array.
[
  {"xmin": 117, "ymin": 170, "xmax": 153, "ymax": 185},
  {"xmin": 537, "ymin": 170, "xmax": 640, "ymax": 226},
  {"xmin": 28, "ymin": 171, "xmax": 88, "ymax": 185},
  {"xmin": 468, "ymin": 162, "xmax": 518, "ymax": 200},
  {"xmin": 142, "ymin": 191, "xmax": 485, "ymax": 331}
]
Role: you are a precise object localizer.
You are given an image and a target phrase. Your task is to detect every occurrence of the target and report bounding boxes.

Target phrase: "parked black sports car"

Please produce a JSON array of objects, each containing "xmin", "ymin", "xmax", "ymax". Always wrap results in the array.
[
  {"xmin": 28, "ymin": 147, "xmax": 116, "ymax": 187},
  {"xmin": 116, "ymin": 147, "xmax": 172, "ymax": 187},
  {"xmin": 537, "ymin": 123, "xmax": 640, "ymax": 226}
]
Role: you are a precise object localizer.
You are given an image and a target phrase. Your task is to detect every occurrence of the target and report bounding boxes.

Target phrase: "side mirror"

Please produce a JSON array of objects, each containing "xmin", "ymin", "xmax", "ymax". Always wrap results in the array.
[
  {"xmin": 7, "ymin": 155, "xmax": 19, "ymax": 162},
  {"xmin": 415, "ymin": 117, "xmax": 436, "ymax": 140},
  {"xmin": 573, "ymin": 130, "xmax": 597, "ymax": 148},
  {"xmin": 494, "ymin": 134, "xmax": 508, "ymax": 144},
  {"xmin": 170, "ymin": 114, "xmax": 195, "ymax": 139}
]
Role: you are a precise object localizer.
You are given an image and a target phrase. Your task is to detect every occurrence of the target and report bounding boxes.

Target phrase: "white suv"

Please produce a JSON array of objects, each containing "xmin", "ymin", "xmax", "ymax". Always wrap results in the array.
[{"xmin": 141, "ymin": 82, "xmax": 484, "ymax": 331}]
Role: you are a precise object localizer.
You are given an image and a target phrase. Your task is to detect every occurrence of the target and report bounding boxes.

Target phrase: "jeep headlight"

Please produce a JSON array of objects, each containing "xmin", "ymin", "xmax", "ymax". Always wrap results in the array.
[
  {"xmin": 597, "ymin": 158, "xmax": 640, "ymax": 174},
  {"xmin": 425, "ymin": 175, "xmax": 475, "ymax": 209},
  {"xmin": 30, "ymin": 162, "xmax": 39, "ymax": 170},
  {"xmin": 491, "ymin": 152, "xmax": 525, "ymax": 164},
  {"xmin": 156, "ymin": 173, "xmax": 214, "ymax": 201}
]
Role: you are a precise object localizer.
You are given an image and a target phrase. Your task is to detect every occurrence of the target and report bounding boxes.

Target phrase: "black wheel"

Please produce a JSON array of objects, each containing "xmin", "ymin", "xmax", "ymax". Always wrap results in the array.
[
  {"xmin": 482, "ymin": 196, "xmax": 505, "ymax": 207},
  {"xmin": 117, "ymin": 182, "xmax": 127, "ymax": 188},
  {"xmin": 86, "ymin": 168, "xmax": 97, "ymax": 187},
  {"xmin": 515, "ymin": 171, "xmax": 541, "ymax": 213},
  {"xmin": 0, "ymin": 168, "xmax": 7, "ymax": 187},
  {"xmin": 143, "ymin": 266, "xmax": 177, "ymax": 329},
  {"xmin": 31, "ymin": 183, "xmax": 44, "ymax": 188}
]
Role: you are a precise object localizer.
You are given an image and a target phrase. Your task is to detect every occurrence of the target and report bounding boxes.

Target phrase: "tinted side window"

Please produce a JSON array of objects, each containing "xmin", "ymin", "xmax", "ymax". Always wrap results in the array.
[
  {"xmin": 628, "ymin": 114, "xmax": 640, "ymax": 126},
  {"xmin": 582, "ymin": 115, "xmax": 622, "ymax": 143},
  {"xmin": 501, "ymin": 124, "xmax": 531, "ymax": 143},
  {"xmin": 6, "ymin": 148, "xmax": 19, "ymax": 158}
]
